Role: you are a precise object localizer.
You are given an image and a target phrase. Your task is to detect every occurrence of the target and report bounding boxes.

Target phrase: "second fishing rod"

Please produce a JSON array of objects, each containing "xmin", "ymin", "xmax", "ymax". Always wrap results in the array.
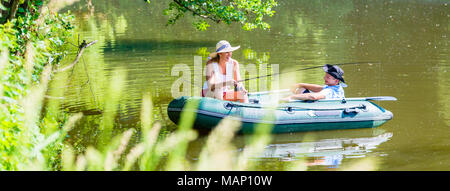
[
  {"xmin": 232, "ymin": 61, "xmax": 381, "ymax": 92},
  {"xmin": 237, "ymin": 61, "xmax": 380, "ymax": 83}
]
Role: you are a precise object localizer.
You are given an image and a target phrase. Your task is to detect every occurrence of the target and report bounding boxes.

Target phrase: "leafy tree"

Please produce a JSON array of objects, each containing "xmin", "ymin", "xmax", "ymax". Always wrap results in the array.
[
  {"xmin": 145, "ymin": 0, "xmax": 278, "ymax": 31},
  {"xmin": 0, "ymin": 0, "xmax": 41, "ymax": 24}
]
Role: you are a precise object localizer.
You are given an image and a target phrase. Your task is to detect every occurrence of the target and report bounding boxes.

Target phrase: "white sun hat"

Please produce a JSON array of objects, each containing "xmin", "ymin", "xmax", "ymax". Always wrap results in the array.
[{"xmin": 208, "ymin": 40, "xmax": 240, "ymax": 59}]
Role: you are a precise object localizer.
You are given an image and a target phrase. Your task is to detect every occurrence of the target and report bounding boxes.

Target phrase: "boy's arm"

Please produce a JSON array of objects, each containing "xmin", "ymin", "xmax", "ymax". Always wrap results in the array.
[
  {"xmin": 289, "ymin": 92, "xmax": 325, "ymax": 101},
  {"xmin": 292, "ymin": 83, "xmax": 324, "ymax": 93}
]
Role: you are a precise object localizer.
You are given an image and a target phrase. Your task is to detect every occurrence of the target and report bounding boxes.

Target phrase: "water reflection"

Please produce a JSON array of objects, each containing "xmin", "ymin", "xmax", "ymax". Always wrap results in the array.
[
  {"xmin": 186, "ymin": 128, "xmax": 393, "ymax": 170},
  {"xmin": 260, "ymin": 131, "xmax": 392, "ymax": 169}
]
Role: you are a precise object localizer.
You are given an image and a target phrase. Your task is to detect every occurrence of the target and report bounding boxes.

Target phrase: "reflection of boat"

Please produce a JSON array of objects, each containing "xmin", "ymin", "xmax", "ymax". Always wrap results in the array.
[
  {"xmin": 262, "ymin": 132, "xmax": 392, "ymax": 158},
  {"xmin": 167, "ymin": 93, "xmax": 394, "ymax": 133},
  {"xmin": 259, "ymin": 131, "xmax": 393, "ymax": 168}
]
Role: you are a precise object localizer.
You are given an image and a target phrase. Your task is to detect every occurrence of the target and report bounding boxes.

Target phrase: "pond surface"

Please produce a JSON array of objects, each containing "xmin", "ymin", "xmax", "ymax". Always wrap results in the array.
[{"xmin": 54, "ymin": 0, "xmax": 449, "ymax": 170}]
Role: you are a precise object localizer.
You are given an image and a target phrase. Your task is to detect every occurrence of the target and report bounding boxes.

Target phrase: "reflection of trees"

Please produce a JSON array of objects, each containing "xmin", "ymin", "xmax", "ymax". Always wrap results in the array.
[
  {"xmin": 438, "ymin": 10, "xmax": 449, "ymax": 127},
  {"xmin": 47, "ymin": 0, "xmax": 81, "ymax": 13},
  {"xmin": 437, "ymin": 64, "xmax": 449, "ymax": 127},
  {"xmin": 260, "ymin": 1, "xmax": 356, "ymax": 87},
  {"xmin": 58, "ymin": 16, "xmax": 108, "ymax": 113},
  {"xmin": 345, "ymin": 1, "xmax": 449, "ymax": 170},
  {"xmin": 347, "ymin": 1, "xmax": 448, "ymax": 102}
]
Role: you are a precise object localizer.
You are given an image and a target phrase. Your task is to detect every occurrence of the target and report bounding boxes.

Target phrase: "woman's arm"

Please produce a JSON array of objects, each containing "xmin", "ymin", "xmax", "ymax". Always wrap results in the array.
[
  {"xmin": 205, "ymin": 63, "xmax": 217, "ymax": 91},
  {"xmin": 233, "ymin": 60, "xmax": 247, "ymax": 92}
]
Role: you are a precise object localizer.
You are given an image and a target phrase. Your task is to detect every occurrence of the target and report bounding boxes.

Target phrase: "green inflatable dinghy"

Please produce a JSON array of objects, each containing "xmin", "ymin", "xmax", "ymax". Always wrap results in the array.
[{"xmin": 167, "ymin": 92, "xmax": 395, "ymax": 134}]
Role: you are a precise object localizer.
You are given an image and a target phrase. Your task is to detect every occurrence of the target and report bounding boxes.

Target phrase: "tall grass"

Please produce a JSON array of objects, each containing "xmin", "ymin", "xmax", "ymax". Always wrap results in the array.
[
  {"xmin": 0, "ymin": 41, "xmax": 377, "ymax": 171},
  {"xmin": 0, "ymin": 0, "xmax": 75, "ymax": 170},
  {"xmin": 1, "ymin": 48, "xmax": 378, "ymax": 171},
  {"xmin": 1, "ymin": 54, "xmax": 378, "ymax": 170},
  {"xmin": 0, "ymin": 1, "xmax": 377, "ymax": 171},
  {"xmin": 57, "ymin": 74, "xmax": 274, "ymax": 171}
]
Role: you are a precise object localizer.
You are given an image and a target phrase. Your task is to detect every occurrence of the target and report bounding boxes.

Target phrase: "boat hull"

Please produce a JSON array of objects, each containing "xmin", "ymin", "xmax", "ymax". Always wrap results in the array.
[{"xmin": 167, "ymin": 96, "xmax": 393, "ymax": 134}]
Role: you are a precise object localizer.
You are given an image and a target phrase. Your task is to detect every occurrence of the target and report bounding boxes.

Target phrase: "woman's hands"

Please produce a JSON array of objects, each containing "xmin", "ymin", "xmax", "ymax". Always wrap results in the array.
[
  {"xmin": 234, "ymin": 81, "xmax": 248, "ymax": 94},
  {"xmin": 216, "ymin": 80, "xmax": 247, "ymax": 94}
]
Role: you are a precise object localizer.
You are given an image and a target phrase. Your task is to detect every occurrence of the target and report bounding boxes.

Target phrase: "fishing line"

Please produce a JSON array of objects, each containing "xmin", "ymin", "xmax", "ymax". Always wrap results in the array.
[
  {"xmin": 176, "ymin": 61, "xmax": 381, "ymax": 92},
  {"xmin": 238, "ymin": 61, "xmax": 381, "ymax": 83},
  {"xmin": 81, "ymin": 54, "xmax": 102, "ymax": 112}
]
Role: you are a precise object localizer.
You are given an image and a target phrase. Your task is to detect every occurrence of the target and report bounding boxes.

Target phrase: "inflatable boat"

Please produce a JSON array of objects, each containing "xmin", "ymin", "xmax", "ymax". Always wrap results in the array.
[{"xmin": 167, "ymin": 91, "xmax": 395, "ymax": 134}]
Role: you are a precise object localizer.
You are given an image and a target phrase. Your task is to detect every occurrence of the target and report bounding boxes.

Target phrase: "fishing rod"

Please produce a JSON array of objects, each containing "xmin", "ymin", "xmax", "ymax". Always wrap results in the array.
[
  {"xmin": 177, "ymin": 61, "xmax": 380, "ymax": 92},
  {"xmin": 237, "ymin": 61, "xmax": 381, "ymax": 83}
]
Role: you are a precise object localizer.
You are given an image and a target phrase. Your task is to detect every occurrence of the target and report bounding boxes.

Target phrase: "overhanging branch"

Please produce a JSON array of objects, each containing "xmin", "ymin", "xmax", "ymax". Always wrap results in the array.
[
  {"xmin": 172, "ymin": 0, "xmax": 221, "ymax": 23},
  {"xmin": 55, "ymin": 40, "xmax": 97, "ymax": 73}
]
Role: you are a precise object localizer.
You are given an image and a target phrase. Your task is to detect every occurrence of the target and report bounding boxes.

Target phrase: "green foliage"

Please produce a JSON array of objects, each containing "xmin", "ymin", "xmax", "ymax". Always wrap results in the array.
[
  {"xmin": 163, "ymin": 0, "xmax": 278, "ymax": 31},
  {"xmin": 0, "ymin": 1, "xmax": 75, "ymax": 170},
  {"xmin": 0, "ymin": 0, "xmax": 288, "ymax": 171},
  {"xmin": 193, "ymin": 20, "xmax": 210, "ymax": 31}
]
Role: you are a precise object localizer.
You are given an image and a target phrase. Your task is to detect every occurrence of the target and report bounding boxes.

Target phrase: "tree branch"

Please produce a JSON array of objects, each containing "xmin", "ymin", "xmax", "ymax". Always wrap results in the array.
[
  {"xmin": 55, "ymin": 40, "xmax": 97, "ymax": 73},
  {"xmin": 7, "ymin": 0, "xmax": 20, "ymax": 21},
  {"xmin": 172, "ymin": 0, "xmax": 221, "ymax": 23}
]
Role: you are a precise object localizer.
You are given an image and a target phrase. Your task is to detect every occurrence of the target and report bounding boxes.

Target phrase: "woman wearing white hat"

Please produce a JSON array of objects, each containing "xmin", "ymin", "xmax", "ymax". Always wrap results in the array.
[{"xmin": 202, "ymin": 40, "xmax": 249, "ymax": 103}]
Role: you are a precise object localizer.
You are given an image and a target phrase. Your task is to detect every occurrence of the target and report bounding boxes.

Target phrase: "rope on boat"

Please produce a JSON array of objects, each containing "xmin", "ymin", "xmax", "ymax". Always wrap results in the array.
[{"xmin": 224, "ymin": 102, "xmax": 367, "ymax": 112}]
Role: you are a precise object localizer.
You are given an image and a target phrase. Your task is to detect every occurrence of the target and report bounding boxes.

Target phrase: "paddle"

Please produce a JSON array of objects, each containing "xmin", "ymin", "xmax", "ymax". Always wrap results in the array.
[
  {"xmin": 248, "ymin": 88, "xmax": 397, "ymax": 102},
  {"xmin": 362, "ymin": 96, "xmax": 398, "ymax": 101},
  {"xmin": 293, "ymin": 96, "xmax": 398, "ymax": 102}
]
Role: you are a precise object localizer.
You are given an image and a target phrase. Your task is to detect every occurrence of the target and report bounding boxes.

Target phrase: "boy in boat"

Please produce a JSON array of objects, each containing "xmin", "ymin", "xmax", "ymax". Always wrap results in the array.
[{"xmin": 284, "ymin": 64, "xmax": 346, "ymax": 101}]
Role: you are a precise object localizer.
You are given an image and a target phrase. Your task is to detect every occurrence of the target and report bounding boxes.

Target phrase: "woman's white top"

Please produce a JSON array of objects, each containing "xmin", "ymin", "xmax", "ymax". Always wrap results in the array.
[{"xmin": 203, "ymin": 59, "xmax": 234, "ymax": 93}]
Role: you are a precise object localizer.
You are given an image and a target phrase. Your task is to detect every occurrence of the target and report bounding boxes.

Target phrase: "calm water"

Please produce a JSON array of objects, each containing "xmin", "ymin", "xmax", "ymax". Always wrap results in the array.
[{"xmin": 54, "ymin": 0, "xmax": 449, "ymax": 170}]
